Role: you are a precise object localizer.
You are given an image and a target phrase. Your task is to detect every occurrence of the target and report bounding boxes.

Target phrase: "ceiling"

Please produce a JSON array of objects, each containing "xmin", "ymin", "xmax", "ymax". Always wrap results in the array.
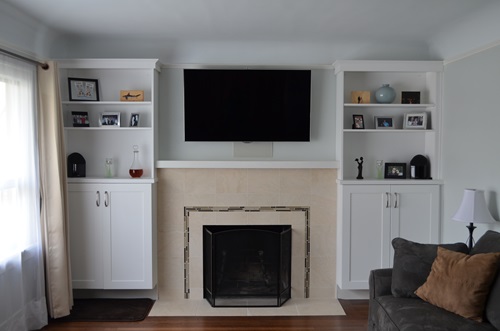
[{"xmin": 4, "ymin": 0, "xmax": 493, "ymax": 46}]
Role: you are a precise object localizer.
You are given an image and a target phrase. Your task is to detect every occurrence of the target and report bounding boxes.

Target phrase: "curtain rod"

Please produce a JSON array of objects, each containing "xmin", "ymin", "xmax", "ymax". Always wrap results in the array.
[{"xmin": 0, "ymin": 47, "xmax": 49, "ymax": 70}]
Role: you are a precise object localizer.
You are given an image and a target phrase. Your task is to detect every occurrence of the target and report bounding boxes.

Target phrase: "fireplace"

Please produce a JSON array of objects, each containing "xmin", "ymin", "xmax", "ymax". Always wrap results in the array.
[{"xmin": 203, "ymin": 225, "xmax": 292, "ymax": 307}]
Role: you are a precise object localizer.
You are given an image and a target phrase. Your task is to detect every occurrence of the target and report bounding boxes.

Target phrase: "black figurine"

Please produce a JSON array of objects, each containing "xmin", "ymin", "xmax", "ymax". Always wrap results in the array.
[{"xmin": 355, "ymin": 157, "xmax": 364, "ymax": 179}]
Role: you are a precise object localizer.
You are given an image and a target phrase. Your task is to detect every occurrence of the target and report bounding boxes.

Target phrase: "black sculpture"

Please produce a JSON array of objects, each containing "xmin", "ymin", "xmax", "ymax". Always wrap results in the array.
[{"xmin": 355, "ymin": 157, "xmax": 364, "ymax": 179}]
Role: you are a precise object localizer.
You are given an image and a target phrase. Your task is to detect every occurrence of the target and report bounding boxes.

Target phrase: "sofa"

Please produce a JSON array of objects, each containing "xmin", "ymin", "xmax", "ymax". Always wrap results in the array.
[{"xmin": 368, "ymin": 230, "xmax": 500, "ymax": 331}]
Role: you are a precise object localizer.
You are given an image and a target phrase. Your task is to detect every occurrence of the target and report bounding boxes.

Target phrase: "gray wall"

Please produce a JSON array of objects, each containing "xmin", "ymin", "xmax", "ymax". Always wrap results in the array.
[
  {"xmin": 158, "ymin": 67, "xmax": 336, "ymax": 161},
  {"xmin": 441, "ymin": 45, "xmax": 500, "ymax": 242}
]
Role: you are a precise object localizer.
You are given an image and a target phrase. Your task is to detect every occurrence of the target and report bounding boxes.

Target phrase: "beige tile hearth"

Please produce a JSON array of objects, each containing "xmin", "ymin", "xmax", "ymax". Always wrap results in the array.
[
  {"xmin": 156, "ymin": 168, "xmax": 339, "ymax": 315},
  {"xmin": 148, "ymin": 298, "xmax": 345, "ymax": 317}
]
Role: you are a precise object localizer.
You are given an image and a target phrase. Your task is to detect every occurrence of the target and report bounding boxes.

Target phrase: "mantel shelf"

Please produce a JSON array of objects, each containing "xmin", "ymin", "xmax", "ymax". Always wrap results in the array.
[{"xmin": 156, "ymin": 160, "xmax": 339, "ymax": 169}]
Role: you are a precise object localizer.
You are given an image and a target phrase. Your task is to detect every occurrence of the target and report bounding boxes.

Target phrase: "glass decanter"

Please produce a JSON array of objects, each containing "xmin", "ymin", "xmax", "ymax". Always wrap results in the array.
[{"xmin": 129, "ymin": 145, "xmax": 144, "ymax": 178}]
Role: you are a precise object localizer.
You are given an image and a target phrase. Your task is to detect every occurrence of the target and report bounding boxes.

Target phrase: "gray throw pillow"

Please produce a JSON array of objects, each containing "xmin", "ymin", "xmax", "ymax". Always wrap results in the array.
[
  {"xmin": 470, "ymin": 230, "xmax": 500, "ymax": 330},
  {"xmin": 391, "ymin": 237, "xmax": 468, "ymax": 298}
]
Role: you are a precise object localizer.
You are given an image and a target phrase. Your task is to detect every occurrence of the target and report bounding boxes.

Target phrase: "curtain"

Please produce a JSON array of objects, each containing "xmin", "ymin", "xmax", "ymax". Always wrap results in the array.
[
  {"xmin": 0, "ymin": 55, "xmax": 47, "ymax": 330},
  {"xmin": 37, "ymin": 61, "xmax": 73, "ymax": 318}
]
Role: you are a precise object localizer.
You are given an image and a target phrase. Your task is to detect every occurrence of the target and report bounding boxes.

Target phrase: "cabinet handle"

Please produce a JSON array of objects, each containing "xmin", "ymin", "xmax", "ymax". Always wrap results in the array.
[
  {"xmin": 394, "ymin": 193, "xmax": 399, "ymax": 208},
  {"xmin": 96, "ymin": 191, "xmax": 100, "ymax": 207},
  {"xmin": 386, "ymin": 192, "xmax": 390, "ymax": 208},
  {"xmin": 104, "ymin": 191, "xmax": 109, "ymax": 207}
]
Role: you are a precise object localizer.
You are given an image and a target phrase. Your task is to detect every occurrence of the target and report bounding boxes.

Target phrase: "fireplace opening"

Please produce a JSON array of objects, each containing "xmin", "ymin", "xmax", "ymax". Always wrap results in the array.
[{"xmin": 203, "ymin": 225, "xmax": 292, "ymax": 307}]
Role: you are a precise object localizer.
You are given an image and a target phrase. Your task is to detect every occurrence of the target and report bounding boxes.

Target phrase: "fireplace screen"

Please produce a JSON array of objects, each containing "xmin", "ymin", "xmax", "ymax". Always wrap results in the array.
[{"xmin": 203, "ymin": 225, "xmax": 292, "ymax": 307}]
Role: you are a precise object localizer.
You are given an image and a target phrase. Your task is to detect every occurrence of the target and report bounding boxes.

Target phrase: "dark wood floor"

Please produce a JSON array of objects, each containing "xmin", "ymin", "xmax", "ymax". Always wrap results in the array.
[{"xmin": 40, "ymin": 299, "xmax": 369, "ymax": 331}]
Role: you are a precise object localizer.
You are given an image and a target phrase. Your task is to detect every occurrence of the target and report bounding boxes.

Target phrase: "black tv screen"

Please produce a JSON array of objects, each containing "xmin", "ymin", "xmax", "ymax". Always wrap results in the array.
[{"xmin": 183, "ymin": 69, "xmax": 311, "ymax": 142}]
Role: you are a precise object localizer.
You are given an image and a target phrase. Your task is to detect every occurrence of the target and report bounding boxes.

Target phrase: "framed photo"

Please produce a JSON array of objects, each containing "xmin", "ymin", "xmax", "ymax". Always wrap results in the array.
[
  {"xmin": 351, "ymin": 91, "xmax": 371, "ymax": 104},
  {"xmin": 352, "ymin": 114, "xmax": 365, "ymax": 129},
  {"xmin": 129, "ymin": 113, "xmax": 140, "ymax": 127},
  {"xmin": 374, "ymin": 116, "xmax": 395, "ymax": 129},
  {"xmin": 401, "ymin": 91, "xmax": 421, "ymax": 104},
  {"xmin": 100, "ymin": 112, "xmax": 120, "ymax": 127},
  {"xmin": 68, "ymin": 78, "xmax": 99, "ymax": 101},
  {"xmin": 71, "ymin": 111, "xmax": 90, "ymax": 127},
  {"xmin": 385, "ymin": 163, "xmax": 407, "ymax": 179},
  {"xmin": 404, "ymin": 112, "xmax": 427, "ymax": 129}
]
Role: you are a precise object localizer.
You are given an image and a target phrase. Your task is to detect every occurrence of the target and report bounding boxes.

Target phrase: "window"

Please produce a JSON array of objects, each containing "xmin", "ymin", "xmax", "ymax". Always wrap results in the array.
[{"xmin": 0, "ymin": 57, "xmax": 39, "ymax": 262}]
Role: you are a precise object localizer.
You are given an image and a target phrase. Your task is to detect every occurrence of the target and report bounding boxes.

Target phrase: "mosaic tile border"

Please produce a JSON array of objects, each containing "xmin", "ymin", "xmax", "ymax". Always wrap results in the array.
[{"xmin": 183, "ymin": 206, "xmax": 311, "ymax": 299}]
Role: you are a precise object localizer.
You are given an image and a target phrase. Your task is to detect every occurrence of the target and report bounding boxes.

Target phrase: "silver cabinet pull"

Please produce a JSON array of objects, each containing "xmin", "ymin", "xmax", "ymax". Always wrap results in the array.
[
  {"xmin": 104, "ymin": 191, "xmax": 109, "ymax": 207},
  {"xmin": 386, "ymin": 192, "xmax": 390, "ymax": 208},
  {"xmin": 96, "ymin": 191, "xmax": 100, "ymax": 207},
  {"xmin": 394, "ymin": 192, "xmax": 399, "ymax": 208}
]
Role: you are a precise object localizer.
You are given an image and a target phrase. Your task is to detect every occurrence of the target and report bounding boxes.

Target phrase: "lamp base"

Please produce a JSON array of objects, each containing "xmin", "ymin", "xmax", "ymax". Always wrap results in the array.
[{"xmin": 466, "ymin": 222, "xmax": 476, "ymax": 251}]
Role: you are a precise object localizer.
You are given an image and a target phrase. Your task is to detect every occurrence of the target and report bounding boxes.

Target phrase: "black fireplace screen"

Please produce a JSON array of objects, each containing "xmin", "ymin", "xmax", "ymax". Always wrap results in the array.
[{"xmin": 203, "ymin": 225, "xmax": 292, "ymax": 307}]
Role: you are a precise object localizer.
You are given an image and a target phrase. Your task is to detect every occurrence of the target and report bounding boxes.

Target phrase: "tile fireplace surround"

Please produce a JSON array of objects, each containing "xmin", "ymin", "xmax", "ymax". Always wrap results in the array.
[{"xmin": 156, "ymin": 168, "xmax": 337, "ymax": 314}]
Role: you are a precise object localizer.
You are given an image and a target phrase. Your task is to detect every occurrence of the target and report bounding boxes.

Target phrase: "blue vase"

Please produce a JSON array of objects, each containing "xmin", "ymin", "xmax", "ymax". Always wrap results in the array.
[{"xmin": 375, "ymin": 84, "xmax": 396, "ymax": 103}]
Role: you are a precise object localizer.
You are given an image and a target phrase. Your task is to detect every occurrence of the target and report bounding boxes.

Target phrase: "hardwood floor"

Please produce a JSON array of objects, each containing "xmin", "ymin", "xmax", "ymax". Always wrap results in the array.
[{"xmin": 40, "ymin": 300, "xmax": 369, "ymax": 331}]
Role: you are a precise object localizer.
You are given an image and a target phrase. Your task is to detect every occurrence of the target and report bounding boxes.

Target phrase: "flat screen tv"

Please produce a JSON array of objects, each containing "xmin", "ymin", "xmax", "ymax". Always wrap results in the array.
[{"xmin": 183, "ymin": 69, "xmax": 311, "ymax": 142}]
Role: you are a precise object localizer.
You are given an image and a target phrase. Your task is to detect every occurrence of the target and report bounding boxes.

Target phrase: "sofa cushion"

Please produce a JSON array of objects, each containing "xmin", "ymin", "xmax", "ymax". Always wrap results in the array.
[
  {"xmin": 471, "ymin": 230, "xmax": 500, "ymax": 330},
  {"xmin": 391, "ymin": 238, "xmax": 468, "ymax": 298},
  {"xmin": 374, "ymin": 296, "xmax": 498, "ymax": 331},
  {"xmin": 415, "ymin": 247, "xmax": 500, "ymax": 322}
]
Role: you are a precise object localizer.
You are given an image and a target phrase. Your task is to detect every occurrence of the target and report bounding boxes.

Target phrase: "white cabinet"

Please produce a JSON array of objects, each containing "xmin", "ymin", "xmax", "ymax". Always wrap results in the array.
[
  {"xmin": 338, "ymin": 183, "xmax": 440, "ymax": 290},
  {"xmin": 334, "ymin": 61, "xmax": 444, "ymax": 295},
  {"xmin": 59, "ymin": 59, "xmax": 159, "ymax": 292},
  {"xmin": 68, "ymin": 183, "xmax": 157, "ymax": 289}
]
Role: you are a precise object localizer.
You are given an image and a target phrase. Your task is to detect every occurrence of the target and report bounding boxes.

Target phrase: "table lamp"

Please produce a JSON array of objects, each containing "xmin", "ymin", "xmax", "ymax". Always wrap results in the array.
[{"xmin": 452, "ymin": 188, "xmax": 496, "ymax": 250}]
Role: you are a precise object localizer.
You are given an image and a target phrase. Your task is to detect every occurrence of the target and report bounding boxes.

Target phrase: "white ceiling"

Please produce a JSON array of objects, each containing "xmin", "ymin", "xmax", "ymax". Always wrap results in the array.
[{"xmin": 4, "ymin": 0, "xmax": 492, "ymax": 45}]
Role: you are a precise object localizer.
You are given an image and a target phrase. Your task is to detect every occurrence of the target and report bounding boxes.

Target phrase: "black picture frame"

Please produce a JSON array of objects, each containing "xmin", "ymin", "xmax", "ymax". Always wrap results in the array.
[
  {"xmin": 352, "ymin": 114, "xmax": 364, "ymax": 129},
  {"xmin": 130, "ymin": 113, "xmax": 140, "ymax": 127},
  {"xmin": 384, "ymin": 163, "xmax": 407, "ymax": 179},
  {"xmin": 71, "ymin": 111, "xmax": 90, "ymax": 127},
  {"xmin": 68, "ymin": 77, "xmax": 100, "ymax": 101},
  {"xmin": 401, "ymin": 91, "xmax": 420, "ymax": 104}
]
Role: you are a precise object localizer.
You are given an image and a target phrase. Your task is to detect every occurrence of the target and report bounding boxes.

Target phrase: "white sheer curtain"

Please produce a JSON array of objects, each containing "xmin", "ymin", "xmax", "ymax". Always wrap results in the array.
[{"xmin": 0, "ymin": 55, "xmax": 48, "ymax": 331}]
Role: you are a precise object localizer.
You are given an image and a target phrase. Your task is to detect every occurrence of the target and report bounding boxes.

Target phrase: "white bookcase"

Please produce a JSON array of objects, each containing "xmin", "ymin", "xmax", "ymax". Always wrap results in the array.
[
  {"xmin": 58, "ymin": 59, "xmax": 160, "ymax": 181},
  {"xmin": 334, "ymin": 61, "xmax": 444, "ymax": 297},
  {"xmin": 58, "ymin": 59, "xmax": 160, "ymax": 293}
]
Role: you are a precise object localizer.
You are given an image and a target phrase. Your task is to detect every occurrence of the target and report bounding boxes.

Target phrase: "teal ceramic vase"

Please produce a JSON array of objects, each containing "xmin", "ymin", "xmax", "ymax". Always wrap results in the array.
[{"xmin": 375, "ymin": 84, "xmax": 396, "ymax": 103}]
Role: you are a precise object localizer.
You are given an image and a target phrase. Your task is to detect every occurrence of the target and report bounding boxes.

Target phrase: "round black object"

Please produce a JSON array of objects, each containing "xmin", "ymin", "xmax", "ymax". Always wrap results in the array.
[{"xmin": 410, "ymin": 154, "xmax": 430, "ymax": 179}]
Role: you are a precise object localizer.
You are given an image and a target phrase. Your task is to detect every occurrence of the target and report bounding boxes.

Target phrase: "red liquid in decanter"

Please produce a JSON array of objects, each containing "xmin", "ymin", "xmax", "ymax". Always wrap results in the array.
[{"xmin": 129, "ymin": 169, "xmax": 144, "ymax": 178}]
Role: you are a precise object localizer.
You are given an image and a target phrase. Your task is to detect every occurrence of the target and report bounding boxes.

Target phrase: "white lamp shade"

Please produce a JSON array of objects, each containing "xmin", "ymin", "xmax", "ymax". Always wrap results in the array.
[{"xmin": 452, "ymin": 189, "xmax": 496, "ymax": 224}]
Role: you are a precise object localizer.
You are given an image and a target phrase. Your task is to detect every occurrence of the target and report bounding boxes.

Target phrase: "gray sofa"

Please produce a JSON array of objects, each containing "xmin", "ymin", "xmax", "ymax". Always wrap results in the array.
[{"xmin": 368, "ymin": 230, "xmax": 500, "ymax": 331}]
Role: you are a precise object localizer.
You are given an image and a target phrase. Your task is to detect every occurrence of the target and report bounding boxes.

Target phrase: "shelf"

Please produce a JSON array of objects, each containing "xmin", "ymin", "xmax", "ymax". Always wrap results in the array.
[
  {"xmin": 62, "ymin": 101, "xmax": 152, "ymax": 105},
  {"xmin": 64, "ymin": 127, "xmax": 152, "ymax": 131},
  {"xmin": 67, "ymin": 177, "xmax": 157, "ymax": 184},
  {"xmin": 156, "ymin": 160, "xmax": 339, "ymax": 169},
  {"xmin": 338, "ymin": 179, "xmax": 443, "ymax": 185},
  {"xmin": 343, "ymin": 129, "xmax": 435, "ymax": 133},
  {"xmin": 344, "ymin": 103, "xmax": 435, "ymax": 108}
]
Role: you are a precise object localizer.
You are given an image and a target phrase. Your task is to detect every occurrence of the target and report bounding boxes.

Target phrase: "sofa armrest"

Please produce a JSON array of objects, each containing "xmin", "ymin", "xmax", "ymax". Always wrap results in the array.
[{"xmin": 369, "ymin": 268, "xmax": 393, "ymax": 298}]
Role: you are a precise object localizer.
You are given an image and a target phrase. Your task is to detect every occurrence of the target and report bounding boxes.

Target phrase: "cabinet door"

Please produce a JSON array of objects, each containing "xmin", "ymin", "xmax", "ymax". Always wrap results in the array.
[
  {"xmin": 340, "ymin": 185, "xmax": 391, "ymax": 289},
  {"xmin": 103, "ymin": 184, "xmax": 153, "ymax": 289},
  {"xmin": 390, "ymin": 184, "xmax": 440, "ymax": 263},
  {"xmin": 68, "ymin": 184, "xmax": 106, "ymax": 289}
]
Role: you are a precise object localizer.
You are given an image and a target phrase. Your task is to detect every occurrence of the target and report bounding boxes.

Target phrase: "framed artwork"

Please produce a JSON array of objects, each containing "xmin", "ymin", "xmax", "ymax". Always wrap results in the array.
[
  {"xmin": 100, "ymin": 112, "xmax": 120, "ymax": 127},
  {"xmin": 385, "ymin": 163, "xmax": 407, "ymax": 179},
  {"xmin": 120, "ymin": 90, "xmax": 144, "ymax": 102},
  {"xmin": 404, "ymin": 112, "xmax": 427, "ymax": 129},
  {"xmin": 350, "ymin": 91, "xmax": 371, "ymax": 104},
  {"xmin": 129, "ymin": 113, "xmax": 140, "ymax": 127},
  {"xmin": 68, "ymin": 78, "xmax": 99, "ymax": 101},
  {"xmin": 401, "ymin": 91, "xmax": 421, "ymax": 104},
  {"xmin": 71, "ymin": 111, "xmax": 90, "ymax": 127},
  {"xmin": 374, "ymin": 116, "xmax": 395, "ymax": 129},
  {"xmin": 352, "ymin": 114, "xmax": 365, "ymax": 129}
]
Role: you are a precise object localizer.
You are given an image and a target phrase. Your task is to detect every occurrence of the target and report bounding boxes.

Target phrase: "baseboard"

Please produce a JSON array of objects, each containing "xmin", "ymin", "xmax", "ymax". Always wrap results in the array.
[
  {"xmin": 336, "ymin": 286, "xmax": 369, "ymax": 300},
  {"xmin": 73, "ymin": 286, "xmax": 158, "ymax": 300}
]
